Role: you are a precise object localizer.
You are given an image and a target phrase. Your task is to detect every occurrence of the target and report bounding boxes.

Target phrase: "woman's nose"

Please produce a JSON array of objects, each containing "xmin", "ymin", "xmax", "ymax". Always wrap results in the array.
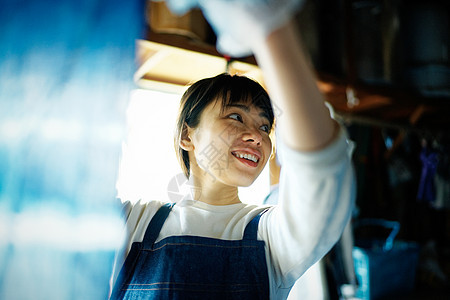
[{"xmin": 242, "ymin": 127, "xmax": 262, "ymax": 146}]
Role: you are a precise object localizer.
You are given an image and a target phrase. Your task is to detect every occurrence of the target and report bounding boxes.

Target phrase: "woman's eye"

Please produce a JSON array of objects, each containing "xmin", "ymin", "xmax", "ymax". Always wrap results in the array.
[
  {"xmin": 260, "ymin": 124, "xmax": 270, "ymax": 133},
  {"xmin": 229, "ymin": 113, "xmax": 243, "ymax": 122}
]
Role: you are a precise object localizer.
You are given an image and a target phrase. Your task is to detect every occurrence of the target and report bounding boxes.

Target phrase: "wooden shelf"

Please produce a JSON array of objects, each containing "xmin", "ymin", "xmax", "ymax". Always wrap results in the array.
[
  {"xmin": 316, "ymin": 73, "xmax": 450, "ymax": 133},
  {"xmin": 135, "ymin": 36, "xmax": 449, "ymax": 133},
  {"xmin": 135, "ymin": 39, "xmax": 263, "ymax": 94}
]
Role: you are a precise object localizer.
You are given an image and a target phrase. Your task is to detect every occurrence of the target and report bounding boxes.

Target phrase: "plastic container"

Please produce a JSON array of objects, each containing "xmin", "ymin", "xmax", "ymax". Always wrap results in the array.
[{"xmin": 352, "ymin": 219, "xmax": 420, "ymax": 300}]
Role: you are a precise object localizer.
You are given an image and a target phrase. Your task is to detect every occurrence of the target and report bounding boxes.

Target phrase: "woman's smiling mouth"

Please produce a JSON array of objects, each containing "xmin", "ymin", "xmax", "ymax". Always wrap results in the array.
[{"xmin": 231, "ymin": 151, "xmax": 260, "ymax": 167}]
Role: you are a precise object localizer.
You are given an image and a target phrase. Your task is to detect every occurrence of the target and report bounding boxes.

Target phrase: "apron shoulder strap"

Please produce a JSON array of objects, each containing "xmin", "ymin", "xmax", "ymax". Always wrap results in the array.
[
  {"xmin": 243, "ymin": 208, "xmax": 269, "ymax": 241},
  {"xmin": 142, "ymin": 202, "xmax": 175, "ymax": 246}
]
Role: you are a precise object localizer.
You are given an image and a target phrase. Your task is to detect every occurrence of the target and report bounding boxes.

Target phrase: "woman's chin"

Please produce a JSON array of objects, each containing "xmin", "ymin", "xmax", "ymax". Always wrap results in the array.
[{"xmin": 225, "ymin": 172, "xmax": 259, "ymax": 188}]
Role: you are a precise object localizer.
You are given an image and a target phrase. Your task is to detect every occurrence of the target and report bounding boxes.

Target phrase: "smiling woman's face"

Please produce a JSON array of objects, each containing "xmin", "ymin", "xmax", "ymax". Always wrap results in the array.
[
  {"xmin": 174, "ymin": 74, "xmax": 274, "ymax": 180},
  {"xmin": 186, "ymin": 100, "xmax": 272, "ymax": 187}
]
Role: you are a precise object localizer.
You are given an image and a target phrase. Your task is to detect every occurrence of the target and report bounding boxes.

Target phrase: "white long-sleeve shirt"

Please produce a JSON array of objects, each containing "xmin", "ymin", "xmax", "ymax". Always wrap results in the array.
[{"xmin": 110, "ymin": 127, "xmax": 355, "ymax": 299}]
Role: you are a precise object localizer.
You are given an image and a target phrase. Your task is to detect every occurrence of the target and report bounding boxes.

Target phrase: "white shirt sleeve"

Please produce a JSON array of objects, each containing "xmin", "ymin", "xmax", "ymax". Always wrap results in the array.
[
  {"xmin": 259, "ymin": 127, "xmax": 356, "ymax": 289},
  {"xmin": 109, "ymin": 200, "xmax": 163, "ymax": 294}
]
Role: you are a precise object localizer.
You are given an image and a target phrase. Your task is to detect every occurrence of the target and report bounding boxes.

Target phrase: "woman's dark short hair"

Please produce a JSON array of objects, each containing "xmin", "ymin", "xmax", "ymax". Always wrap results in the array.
[{"xmin": 174, "ymin": 73, "xmax": 274, "ymax": 178}]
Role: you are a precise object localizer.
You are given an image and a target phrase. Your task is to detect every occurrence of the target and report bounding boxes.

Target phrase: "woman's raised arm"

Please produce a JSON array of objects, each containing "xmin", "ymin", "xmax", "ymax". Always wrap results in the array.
[
  {"xmin": 254, "ymin": 20, "xmax": 338, "ymax": 151},
  {"xmin": 166, "ymin": 0, "xmax": 336, "ymax": 151}
]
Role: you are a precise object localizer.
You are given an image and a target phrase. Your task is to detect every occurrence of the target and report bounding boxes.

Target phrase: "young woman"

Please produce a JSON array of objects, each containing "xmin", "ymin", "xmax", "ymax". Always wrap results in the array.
[{"xmin": 110, "ymin": 1, "xmax": 355, "ymax": 299}]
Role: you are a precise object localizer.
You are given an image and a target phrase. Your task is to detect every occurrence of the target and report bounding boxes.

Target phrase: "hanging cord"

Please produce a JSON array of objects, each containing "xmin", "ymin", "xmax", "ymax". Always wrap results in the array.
[{"xmin": 224, "ymin": 55, "xmax": 234, "ymax": 73}]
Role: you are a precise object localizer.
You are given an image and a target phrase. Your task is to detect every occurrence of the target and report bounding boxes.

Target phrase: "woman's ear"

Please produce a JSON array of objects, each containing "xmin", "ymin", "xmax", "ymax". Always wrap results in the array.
[{"xmin": 179, "ymin": 124, "xmax": 194, "ymax": 151}]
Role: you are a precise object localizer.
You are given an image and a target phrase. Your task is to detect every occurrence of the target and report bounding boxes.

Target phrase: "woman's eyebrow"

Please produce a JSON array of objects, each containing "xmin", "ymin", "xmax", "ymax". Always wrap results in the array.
[
  {"xmin": 226, "ymin": 104, "xmax": 270, "ymax": 123},
  {"xmin": 226, "ymin": 103, "xmax": 249, "ymax": 112}
]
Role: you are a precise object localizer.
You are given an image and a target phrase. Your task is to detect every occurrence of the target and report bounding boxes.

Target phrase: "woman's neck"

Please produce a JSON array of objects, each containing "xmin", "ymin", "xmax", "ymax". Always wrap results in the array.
[{"xmin": 189, "ymin": 171, "xmax": 241, "ymax": 206}]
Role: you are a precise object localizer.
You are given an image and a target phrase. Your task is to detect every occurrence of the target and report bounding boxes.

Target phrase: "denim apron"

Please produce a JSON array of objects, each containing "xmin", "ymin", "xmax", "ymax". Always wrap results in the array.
[{"xmin": 111, "ymin": 203, "xmax": 270, "ymax": 299}]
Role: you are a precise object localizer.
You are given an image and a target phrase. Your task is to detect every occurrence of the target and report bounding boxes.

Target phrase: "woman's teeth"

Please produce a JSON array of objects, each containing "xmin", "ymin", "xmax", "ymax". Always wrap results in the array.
[{"xmin": 234, "ymin": 152, "xmax": 258, "ymax": 163}]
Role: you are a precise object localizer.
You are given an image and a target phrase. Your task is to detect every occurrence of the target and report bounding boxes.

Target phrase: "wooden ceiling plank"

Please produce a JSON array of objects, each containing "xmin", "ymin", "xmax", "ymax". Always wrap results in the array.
[{"xmin": 134, "ymin": 48, "xmax": 172, "ymax": 82}]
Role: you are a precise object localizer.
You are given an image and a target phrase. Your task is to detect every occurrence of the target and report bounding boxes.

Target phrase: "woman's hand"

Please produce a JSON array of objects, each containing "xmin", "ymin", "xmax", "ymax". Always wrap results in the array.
[{"xmin": 165, "ymin": 0, "xmax": 305, "ymax": 57}]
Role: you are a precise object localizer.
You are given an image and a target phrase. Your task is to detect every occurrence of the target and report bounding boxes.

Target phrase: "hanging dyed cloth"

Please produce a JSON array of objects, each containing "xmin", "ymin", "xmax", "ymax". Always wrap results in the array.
[
  {"xmin": 0, "ymin": 1, "xmax": 143, "ymax": 299},
  {"xmin": 434, "ymin": 149, "xmax": 450, "ymax": 209},
  {"xmin": 417, "ymin": 144, "xmax": 439, "ymax": 204}
]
